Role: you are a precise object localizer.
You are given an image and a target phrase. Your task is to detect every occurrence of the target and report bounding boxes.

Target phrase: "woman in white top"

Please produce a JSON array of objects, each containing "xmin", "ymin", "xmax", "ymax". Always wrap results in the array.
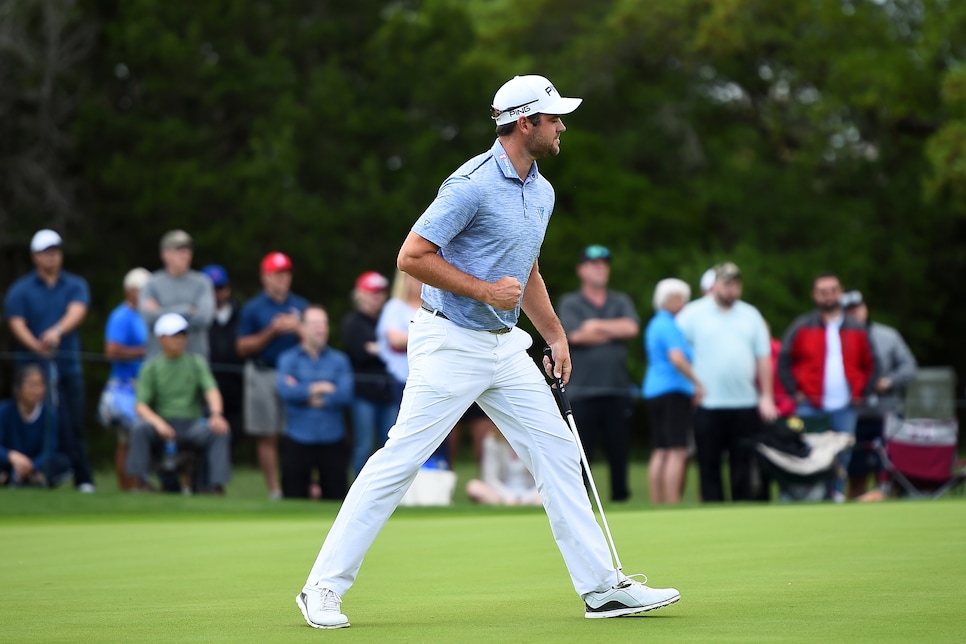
[
  {"xmin": 376, "ymin": 270, "xmax": 452, "ymax": 467},
  {"xmin": 376, "ymin": 270, "xmax": 422, "ymax": 390}
]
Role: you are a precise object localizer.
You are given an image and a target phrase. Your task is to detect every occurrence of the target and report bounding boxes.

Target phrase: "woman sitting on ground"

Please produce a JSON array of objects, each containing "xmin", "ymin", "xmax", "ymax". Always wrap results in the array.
[
  {"xmin": 0, "ymin": 364, "xmax": 72, "ymax": 488},
  {"xmin": 466, "ymin": 427, "xmax": 542, "ymax": 506}
]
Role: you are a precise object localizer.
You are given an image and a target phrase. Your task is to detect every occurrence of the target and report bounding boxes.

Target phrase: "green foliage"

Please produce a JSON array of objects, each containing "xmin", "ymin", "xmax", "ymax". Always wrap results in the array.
[{"xmin": 4, "ymin": 0, "xmax": 966, "ymax": 404}]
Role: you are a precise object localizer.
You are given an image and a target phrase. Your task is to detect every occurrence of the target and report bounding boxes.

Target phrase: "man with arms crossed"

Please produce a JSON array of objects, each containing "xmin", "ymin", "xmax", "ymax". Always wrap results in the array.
[{"xmin": 296, "ymin": 75, "xmax": 679, "ymax": 629}]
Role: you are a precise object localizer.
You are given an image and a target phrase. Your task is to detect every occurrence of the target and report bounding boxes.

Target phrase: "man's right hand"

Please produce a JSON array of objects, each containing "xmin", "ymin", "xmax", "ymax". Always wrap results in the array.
[
  {"xmin": 271, "ymin": 312, "xmax": 301, "ymax": 334},
  {"xmin": 153, "ymin": 421, "xmax": 176, "ymax": 441},
  {"xmin": 485, "ymin": 276, "xmax": 522, "ymax": 311},
  {"xmin": 8, "ymin": 451, "xmax": 34, "ymax": 479}
]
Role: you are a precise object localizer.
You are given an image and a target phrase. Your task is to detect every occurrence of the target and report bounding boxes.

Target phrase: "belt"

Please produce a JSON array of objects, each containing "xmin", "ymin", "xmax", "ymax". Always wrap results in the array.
[
  {"xmin": 420, "ymin": 301, "xmax": 449, "ymax": 320},
  {"xmin": 420, "ymin": 301, "xmax": 512, "ymax": 335}
]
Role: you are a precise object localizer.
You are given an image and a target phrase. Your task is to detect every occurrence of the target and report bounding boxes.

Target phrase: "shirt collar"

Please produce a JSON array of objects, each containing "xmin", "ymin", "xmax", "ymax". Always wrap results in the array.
[
  {"xmin": 298, "ymin": 344, "xmax": 329, "ymax": 359},
  {"xmin": 24, "ymin": 402, "xmax": 43, "ymax": 423},
  {"xmin": 32, "ymin": 270, "xmax": 62, "ymax": 286},
  {"xmin": 490, "ymin": 139, "xmax": 538, "ymax": 182}
]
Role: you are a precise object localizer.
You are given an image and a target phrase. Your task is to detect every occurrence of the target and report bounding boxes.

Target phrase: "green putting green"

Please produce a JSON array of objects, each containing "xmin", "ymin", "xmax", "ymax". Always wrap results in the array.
[{"xmin": 3, "ymin": 481, "xmax": 964, "ymax": 642}]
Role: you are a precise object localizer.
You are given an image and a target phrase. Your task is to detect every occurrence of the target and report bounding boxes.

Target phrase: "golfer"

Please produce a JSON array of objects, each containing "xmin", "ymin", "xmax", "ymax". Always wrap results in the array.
[{"xmin": 297, "ymin": 74, "xmax": 680, "ymax": 629}]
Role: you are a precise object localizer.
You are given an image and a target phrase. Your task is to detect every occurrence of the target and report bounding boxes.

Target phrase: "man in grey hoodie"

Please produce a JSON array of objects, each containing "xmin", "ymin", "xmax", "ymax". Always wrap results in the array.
[
  {"xmin": 841, "ymin": 290, "xmax": 918, "ymax": 498},
  {"xmin": 138, "ymin": 230, "xmax": 215, "ymax": 360}
]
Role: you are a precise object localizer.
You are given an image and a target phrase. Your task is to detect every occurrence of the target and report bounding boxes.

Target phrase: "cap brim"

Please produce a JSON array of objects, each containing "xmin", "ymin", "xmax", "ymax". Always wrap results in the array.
[{"xmin": 542, "ymin": 96, "xmax": 582, "ymax": 117}]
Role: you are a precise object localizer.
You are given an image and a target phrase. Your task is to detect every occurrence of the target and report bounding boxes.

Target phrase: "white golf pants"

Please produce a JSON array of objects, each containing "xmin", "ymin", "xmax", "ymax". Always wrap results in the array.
[{"xmin": 304, "ymin": 308, "xmax": 618, "ymax": 597}]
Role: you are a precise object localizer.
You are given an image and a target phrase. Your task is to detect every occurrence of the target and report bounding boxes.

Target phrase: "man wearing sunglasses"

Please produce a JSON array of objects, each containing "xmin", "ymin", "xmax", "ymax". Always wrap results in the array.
[{"xmin": 558, "ymin": 244, "xmax": 640, "ymax": 502}]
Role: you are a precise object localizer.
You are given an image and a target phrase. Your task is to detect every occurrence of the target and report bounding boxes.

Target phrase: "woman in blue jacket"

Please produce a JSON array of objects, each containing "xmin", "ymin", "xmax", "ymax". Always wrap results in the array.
[{"xmin": 0, "ymin": 364, "xmax": 72, "ymax": 487}]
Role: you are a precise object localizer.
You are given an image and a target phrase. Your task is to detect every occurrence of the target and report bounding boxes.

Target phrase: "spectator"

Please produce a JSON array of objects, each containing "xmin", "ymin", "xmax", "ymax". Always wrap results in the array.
[
  {"xmin": 778, "ymin": 273, "xmax": 875, "ymax": 501},
  {"xmin": 841, "ymin": 290, "xmax": 917, "ymax": 498},
  {"xmin": 558, "ymin": 245, "xmax": 639, "ymax": 502},
  {"xmin": 139, "ymin": 229, "xmax": 215, "ymax": 360},
  {"xmin": 461, "ymin": 403, "xmax": 499, "ymax": 467},
  {"xmin": 677, "ymin": 262, "xmax": 778, "ymax": 502},
  {"xmin": 126, "ymin": 313, "xmax": 231, "ymax": 493},
  {"xmin": 642, "ymin": 278, "xmax": 701, "ymax": 505},
  {"xmin": 201, "ymin": 265, "xmax": 244, "ymax": 449},
  {"xmin": 767, "ymin": 326, "xmax": 797, "ymax": 419},
  {"xmin": 0, "ymin": 364, "xmax": 72, "ymax": 488},
  {"xmin": 3, "ymin": 229, "xmax": 94, "ymax": 492},
  {"xmin": 466, "ymin": 427, "xmax": 542, "ymax": 506},
  {"xmin": 98, "ymin": 267, "xmax": 152, "ymax": 490},
  {"xmin": 376, "ymin": 270, "xmax": 422, "ymax": 402},
  {"xmin": 237, "ymin": 252, "xmax": 308, "ymax": 499},
  {"xmin": 277, "ymin": 305, "xmax": 354, "ymax": 500},
  {"xmin": 377, "ymin": 269, "xmax": 451, "ymax": 465},
  {"xmin": 341, "ymin": 271, "xmax": 394, "ymax": 477}
]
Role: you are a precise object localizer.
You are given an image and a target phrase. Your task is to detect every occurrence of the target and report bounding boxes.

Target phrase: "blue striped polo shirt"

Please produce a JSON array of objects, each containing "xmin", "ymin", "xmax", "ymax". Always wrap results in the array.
[{"xmin": 414, "ymin": 138, "xmax": 554, "ymax": 331}]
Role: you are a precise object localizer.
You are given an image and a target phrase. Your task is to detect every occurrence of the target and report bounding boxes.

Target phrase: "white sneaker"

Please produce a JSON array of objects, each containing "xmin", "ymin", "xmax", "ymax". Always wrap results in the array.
[
  {"xmin": 77, "ymin": 483, "xmax": 96, "ymax": 494},
  {"xmin": 583, "ymin": 574, "xmax": 680, "ymax": 619},
  {"xmin": 296, "ymin": 587, "xmax": 350, "ymax": 629}
]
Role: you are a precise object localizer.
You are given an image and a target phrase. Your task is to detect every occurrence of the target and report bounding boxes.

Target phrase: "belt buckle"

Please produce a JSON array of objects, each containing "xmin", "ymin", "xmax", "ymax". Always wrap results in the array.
[{"xmin": 489, "ymin": 327, "xmax": 511, "ymax": 335}]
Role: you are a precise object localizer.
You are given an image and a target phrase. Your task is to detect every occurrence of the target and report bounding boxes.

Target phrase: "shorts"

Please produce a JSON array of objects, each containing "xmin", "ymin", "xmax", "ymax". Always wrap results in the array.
[
  {"xmin": 244, "ymin": 361, "xmax": 285, "ymax": 436},
  {"xmin": 646, "ymin": 392, "xmax": 692, "ymax": 449}
]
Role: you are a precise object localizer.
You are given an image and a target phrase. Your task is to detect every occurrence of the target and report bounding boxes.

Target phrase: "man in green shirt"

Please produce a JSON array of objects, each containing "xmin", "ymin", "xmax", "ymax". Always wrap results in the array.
[{"xmin": 126, "ymin": 313, "xmax": 231, "ymax": 492}]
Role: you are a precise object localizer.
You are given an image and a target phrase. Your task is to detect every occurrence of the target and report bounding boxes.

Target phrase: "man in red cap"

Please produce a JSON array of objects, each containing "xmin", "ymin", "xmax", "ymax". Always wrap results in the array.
[
  {"xmin": 237, "ymin": 252, "xmax": 308, "ymax": 499},
  {"xmin": 341, "ymin": 271, "xmax": 394, "ymax": 477}
]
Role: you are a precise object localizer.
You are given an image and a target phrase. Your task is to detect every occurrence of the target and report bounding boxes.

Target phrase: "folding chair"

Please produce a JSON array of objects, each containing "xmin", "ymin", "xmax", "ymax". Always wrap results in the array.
[
  {"xmin": 880, "ymin": 367, "xmax": 966, "ymax": 499},
  {"xmin": 755, "ymin": 416, "xmax": 854, "ymax": 502}
]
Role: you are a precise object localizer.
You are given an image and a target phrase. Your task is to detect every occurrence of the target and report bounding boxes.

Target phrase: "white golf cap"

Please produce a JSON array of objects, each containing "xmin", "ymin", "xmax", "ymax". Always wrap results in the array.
[
  {"xmin": 700, "ymin": 267, "xmax": 717, "ymax": 293},
  {"xmin": 154, "ymin": 312, "xmax": 189, "ymax": 337},
  {"xmin": 30, "ymin": 229, "xmax": 63, "ymax": 253},
  {"xmin": 123, "ymin": 267, "xmax": 152, "ymax": 290},
  {"xmin": 490, "ymin": 75, "xmax": 582, "ymax": 126}
]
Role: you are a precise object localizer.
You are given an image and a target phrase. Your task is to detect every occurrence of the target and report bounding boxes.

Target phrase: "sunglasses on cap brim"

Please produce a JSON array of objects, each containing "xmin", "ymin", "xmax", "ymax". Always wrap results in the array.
[{"xmin": 490, "ymin": 99, "xmax": 539, "ymax": 120}]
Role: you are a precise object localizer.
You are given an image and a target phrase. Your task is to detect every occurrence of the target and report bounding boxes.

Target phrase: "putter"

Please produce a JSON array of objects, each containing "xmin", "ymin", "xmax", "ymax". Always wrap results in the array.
[{"xmin": 542, "ymin": 346, "xmax": 624, "ymax": 578}]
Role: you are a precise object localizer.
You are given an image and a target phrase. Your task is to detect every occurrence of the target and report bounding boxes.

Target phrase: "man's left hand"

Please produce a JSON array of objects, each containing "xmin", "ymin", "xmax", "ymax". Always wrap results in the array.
[
  {"xmin": 759, "ymin": 397, "xmax": 778, "ymax": 423},
  {"xmin": 542, "ymin": 341, "xmax": 572, "ymax": 386},
  {"xmin": 209, "ymin": 414, "xmax": 230, "ymax": 435}
]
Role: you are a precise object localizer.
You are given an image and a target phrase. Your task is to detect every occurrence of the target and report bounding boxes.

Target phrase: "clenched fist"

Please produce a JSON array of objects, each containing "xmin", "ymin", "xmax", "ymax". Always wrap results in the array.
[{"xmin": 485, "ymin": 276, "xmax": 522, "ymax": 311}]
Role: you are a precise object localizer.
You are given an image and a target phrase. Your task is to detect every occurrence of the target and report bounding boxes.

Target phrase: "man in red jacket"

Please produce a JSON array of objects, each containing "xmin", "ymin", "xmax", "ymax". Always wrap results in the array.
[{"xmin": 778, "ymin": 273, "xmax": 876, "ymax": 501}]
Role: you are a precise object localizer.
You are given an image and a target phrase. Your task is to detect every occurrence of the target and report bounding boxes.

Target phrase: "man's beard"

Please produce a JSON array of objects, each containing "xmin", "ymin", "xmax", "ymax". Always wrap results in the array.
[
  {"xmin": 527, "ymin": 131, "xmax": 558, "ymax": 159},
  {"xmin": 817, "ymin": 301, "xmax": 840, "ymax": 313},
  {"xmin": 715, "ymin": 293, "xmax": 736, "ymax": 308}
]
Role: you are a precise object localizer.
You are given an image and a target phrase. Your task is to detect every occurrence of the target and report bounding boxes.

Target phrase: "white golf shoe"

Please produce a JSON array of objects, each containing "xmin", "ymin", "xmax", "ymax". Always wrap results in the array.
[
  {"xmin": 296, "ymin": 587, "xmax": 350, "ymax": 629},
  {"xmin": 583, "ymin": 574, "xmax": 680, "ymax": 619}
]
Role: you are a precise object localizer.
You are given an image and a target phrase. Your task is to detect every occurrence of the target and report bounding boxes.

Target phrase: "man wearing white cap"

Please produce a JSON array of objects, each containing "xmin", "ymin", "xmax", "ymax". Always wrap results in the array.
[
  {"xmin": 3, "ymin": 229, "xmax": 95, "ymax": 492},
  {"xmin": 296, "ymin": 75, "xmax": 679, "ymax": 630},
  {"xmin": 126, "ymin": 313, "xmax": 231, "ymax": 492}
]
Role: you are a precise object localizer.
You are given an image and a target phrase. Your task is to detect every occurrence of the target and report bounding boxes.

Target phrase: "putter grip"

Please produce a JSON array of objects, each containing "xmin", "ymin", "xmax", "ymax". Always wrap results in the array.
[
  {"xmin": 542, "ymin": 346, "xmax": 565, "ymax": 388},
  {"xmin": 542, "ymin": 346, "xmax": 572, "ymax": 414}
]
